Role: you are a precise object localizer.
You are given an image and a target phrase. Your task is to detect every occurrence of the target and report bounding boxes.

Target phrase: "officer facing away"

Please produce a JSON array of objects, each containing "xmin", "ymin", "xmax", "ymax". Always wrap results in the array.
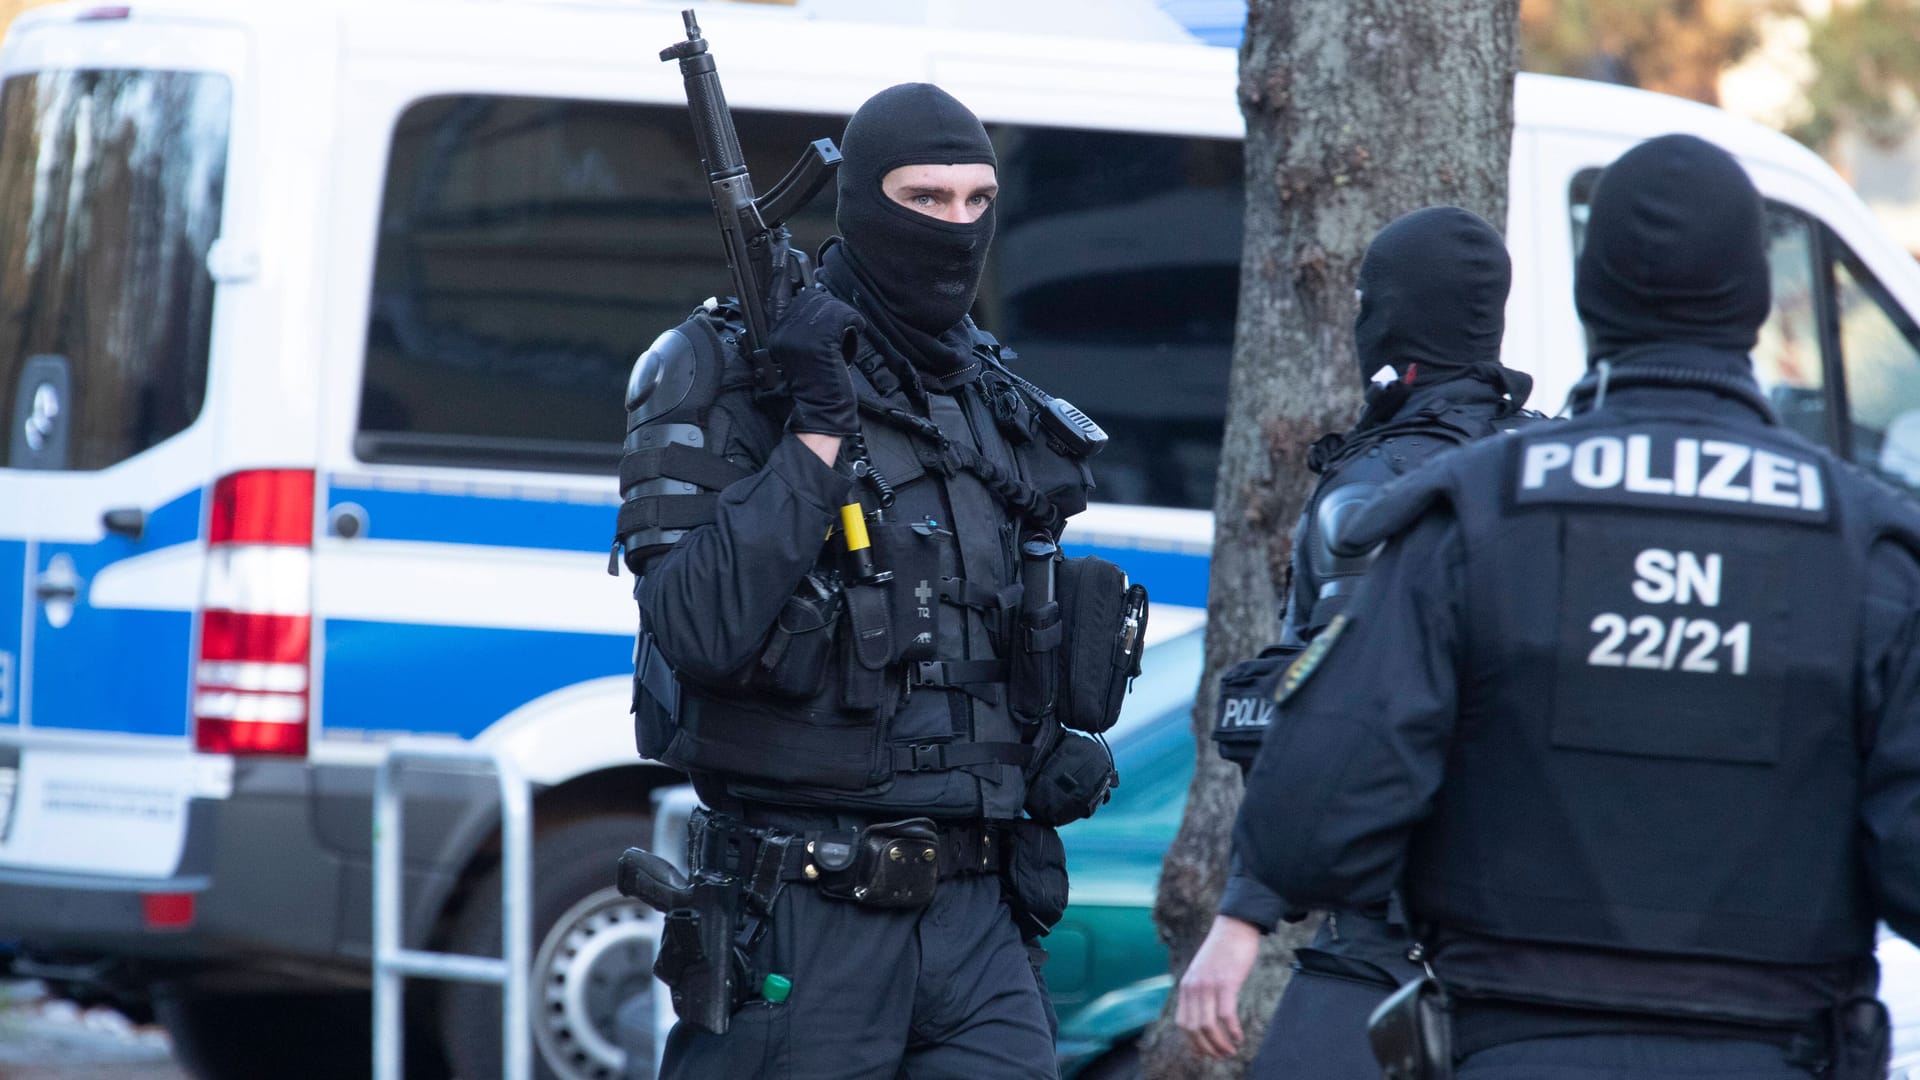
[
  {"xmin": 621, "ymin": 83, "xmax": 1139, "ymax": 1079},
  {"xmin": 1235, "ymin": 132, "xmax": 1920, "ymax": 1079},
  {"xmin": 1177, "ymin": 206, "xmax": 1540, "ymax": 1073}
]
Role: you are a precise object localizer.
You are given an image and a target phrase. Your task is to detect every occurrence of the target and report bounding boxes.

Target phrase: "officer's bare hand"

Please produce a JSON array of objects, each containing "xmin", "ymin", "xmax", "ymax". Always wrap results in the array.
[
  {"xmin": 770, "ymin": 287, "xmax": 865, "ymax": 440},
  {"xmin": 1176, "ymin": 914, "xmax": 1261, "ymax": 1059}
]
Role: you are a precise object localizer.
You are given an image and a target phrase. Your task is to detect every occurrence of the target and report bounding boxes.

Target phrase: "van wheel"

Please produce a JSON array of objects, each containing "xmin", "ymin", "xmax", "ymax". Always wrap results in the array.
[
  {"xmin": 156, "ymin": 986, "xmax": 448, "ymax": 1079},
  {"xmin": 441, "ymin": 814, "xmax": 662, "ymax": 1080}
]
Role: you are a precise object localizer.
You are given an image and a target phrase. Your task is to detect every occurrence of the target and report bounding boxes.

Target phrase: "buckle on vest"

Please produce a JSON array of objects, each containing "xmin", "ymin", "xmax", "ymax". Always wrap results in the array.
[
  {"xmin": 912, "ymin": 661, "xmax": 948, "ymax": 687},
  {"xmin": 905, "ymin": 743, "xmax": 945, "ymax": 771}
]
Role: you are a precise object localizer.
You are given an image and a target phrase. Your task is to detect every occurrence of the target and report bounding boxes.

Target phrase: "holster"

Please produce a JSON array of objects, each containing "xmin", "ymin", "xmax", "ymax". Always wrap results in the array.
[
  {"xmin": 1368, "ymin": 977, "xmax": 1455, "ymax": 1080},
  {"xmin": 614, "ymin": 846, "xmax": 744, "ymax": 1035},
  {"xmin": 1826, "ymin": 996, "xmax": 1890, "ymax": 1080},
  {"xmin": 813, "ymin": 816, "xmax": 941, "ymax": 909}
]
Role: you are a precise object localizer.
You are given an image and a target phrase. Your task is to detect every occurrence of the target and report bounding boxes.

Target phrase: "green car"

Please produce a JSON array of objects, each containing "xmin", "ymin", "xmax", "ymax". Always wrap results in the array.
[{"xmin": 1048, "ymin": 628, "xmax": 1206, "ymax": 1079}]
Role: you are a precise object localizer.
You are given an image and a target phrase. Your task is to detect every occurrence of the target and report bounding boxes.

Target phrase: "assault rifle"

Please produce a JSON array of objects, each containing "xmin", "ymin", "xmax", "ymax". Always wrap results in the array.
[{"xmin": 660, "ymin": 9, "xmax": 842, "ymax": 398}]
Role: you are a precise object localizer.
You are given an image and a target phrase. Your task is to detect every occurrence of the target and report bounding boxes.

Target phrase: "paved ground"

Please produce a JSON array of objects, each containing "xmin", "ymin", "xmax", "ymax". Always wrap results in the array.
[{"xmin": 0, "ymin": 980, "xmax": 186, "ymax": 1080}]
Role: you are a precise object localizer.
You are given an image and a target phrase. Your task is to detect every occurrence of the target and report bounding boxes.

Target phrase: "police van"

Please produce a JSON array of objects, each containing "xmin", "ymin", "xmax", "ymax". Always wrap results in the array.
[{"xmin": 0, "ymin": 1, "xmax": 1917, "ymax": 1078}]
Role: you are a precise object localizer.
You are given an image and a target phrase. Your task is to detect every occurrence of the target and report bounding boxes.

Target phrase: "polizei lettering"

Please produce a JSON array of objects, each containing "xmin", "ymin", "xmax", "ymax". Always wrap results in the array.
[
  {"xmin": 1515, "ymin": 432, "xmax": 1828, "ymax": 520},
  {"xmin": 1219, "ymin": 695, "xmax": 1275, "ymax": 730}
]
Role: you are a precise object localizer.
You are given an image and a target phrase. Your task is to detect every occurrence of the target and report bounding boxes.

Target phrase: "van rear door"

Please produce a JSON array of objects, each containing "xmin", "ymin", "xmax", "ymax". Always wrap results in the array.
[{"xmin": 0, "ymin": 15, "xmax": 242, "ymax": 877}]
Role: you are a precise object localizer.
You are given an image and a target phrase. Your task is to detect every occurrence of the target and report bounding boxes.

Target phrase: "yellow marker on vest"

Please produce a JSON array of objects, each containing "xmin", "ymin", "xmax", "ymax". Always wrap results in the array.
[
  {"xmin": 839, "ymin": 503, "xmax": 871, "ymax": 551},
  {"xmin": 1274, "ymin": 614, "xmax": 1349, "ymax": 706}
]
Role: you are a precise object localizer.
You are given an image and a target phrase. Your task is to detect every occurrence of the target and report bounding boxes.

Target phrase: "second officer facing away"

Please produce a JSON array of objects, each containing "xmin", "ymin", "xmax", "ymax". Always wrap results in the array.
[
  {"xmin": 1178, "ymin": 206, "xmax": 1540, "ymax": 1074},
  {"xmin": 620, "ymin": 83, "xmax": 1144, "ymax": 1079},
  {"xmin": 1236, "ymin": 133, "xmax": 1920, "ymax": 1079}
]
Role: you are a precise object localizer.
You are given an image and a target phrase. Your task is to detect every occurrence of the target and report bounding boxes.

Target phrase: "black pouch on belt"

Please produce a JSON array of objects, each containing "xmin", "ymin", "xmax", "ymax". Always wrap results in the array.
[
  {"xmin": 1211, "ymin": 645, "xmax": 1298, "ymax": 776},
  {"xmin": 1001, "ymin": 819, "xmax": 1069, "ymax": 939},
  {"xmin": 1827, "ymin": 996, "xmax": 1890, "ymax": 1080},
  {"xmin": 814, "ymin": 817, "xmax": 940, "ymax": 909},
  {"xmin": 1023, "ymin": 722, "xmax": 1117, "ymax": 826},
  {"xmin": 752, "ymin": 574, "xmax": 841, "ymax": 700},
  {"xmin": 1056, "ymin": 555, "xmax": 1149, "ymax": 733}
]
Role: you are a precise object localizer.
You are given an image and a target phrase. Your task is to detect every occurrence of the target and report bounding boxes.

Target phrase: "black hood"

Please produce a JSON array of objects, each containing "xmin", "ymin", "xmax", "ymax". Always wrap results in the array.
[
  {"xmin": 834, "ymin": 83, "xmax": 996, "ymax": 341},
  {"xmin": 1354, "ymin": 206, "xmax": 1511, "ymax": 388},
  {"xmin": 1575, "ymin": 133, "xmax": 1770, "ymax": 362}
]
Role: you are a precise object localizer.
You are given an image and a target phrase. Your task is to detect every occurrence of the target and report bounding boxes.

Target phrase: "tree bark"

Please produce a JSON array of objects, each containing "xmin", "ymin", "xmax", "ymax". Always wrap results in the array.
[{"xmin": 1143, "ymin": 3, "xmax": 1518, "ymax": 1077}]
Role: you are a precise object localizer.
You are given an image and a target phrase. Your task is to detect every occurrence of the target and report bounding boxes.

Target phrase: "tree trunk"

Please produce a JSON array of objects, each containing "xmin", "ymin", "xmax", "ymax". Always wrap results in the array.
[{"xmin": 1142, "ymin": 3, "xmax": 1518, "ymax": 1077}]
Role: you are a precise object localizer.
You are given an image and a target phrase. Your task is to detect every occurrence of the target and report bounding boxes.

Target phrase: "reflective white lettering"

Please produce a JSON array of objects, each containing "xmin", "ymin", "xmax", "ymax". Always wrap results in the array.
[
  {"xmin": 1673, "ymin": 438, "xmax": 1700, "ymax": 497},
  {"xmin": 1624, "ymin": 435, "xmax": 1674, "ymax": 494},
  {"xmin": 1522, "ymin": 442, "xmax": 1572, "ymax": 489},
  {"xmin": 1799, "ymin": 463, "xmax": 1825, "ymax": 512},
  {"xmin": 1698, "ymin": 441, "xmax": 1751, "ymax": 502},
  {"xmin": 1572, "ymin": 436, "xmax": 1624, "ymax": 489},
  {"xmin": 1632, "ymin": 549, "xmax": 1677, "ymax": 604},
  {"xmin": 1675, "ymin": 551, "xmax": 1722, "ymax": 607},
  {"xmin": 1749, "ymin": 450, "xmax": 1800, "ymax": 508}
]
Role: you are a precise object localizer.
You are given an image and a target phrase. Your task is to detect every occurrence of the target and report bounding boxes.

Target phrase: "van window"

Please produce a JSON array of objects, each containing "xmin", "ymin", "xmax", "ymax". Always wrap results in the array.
[
  {"xmin": 1829, "ymin": 234, "xmax": 1920, "ymax": 491},
  {"xmin": 0, "ymin": 70, "xmax": 230, "ymax": 470},
  {"xmin": 1568, "ymin": 169, "xmax": 1831, "ymax": 447},
  {"xmin": 356, "ymin": 96, "xmax": 841, "ymax": 472},
  {"xmin": 359, "ymin": 96, "xmax": 1241, "ymax": 508},
  {"xmin": 988, "ymin": 127, "xmax": 1241, "ymax": 510}
]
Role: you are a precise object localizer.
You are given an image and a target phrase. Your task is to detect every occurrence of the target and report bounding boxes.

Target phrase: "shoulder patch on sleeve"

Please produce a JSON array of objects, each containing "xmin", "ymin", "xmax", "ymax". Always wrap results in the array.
[{"xmin": 1274, "ymin": 614, "xmax": 1349, "ymax": 706}]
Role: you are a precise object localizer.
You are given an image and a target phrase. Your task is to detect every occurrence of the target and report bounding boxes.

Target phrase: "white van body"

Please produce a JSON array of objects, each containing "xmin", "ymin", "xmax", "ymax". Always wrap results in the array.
[{"xmin": 0, "ymin": 2, "xmax": 1916, "ymax": 1078}]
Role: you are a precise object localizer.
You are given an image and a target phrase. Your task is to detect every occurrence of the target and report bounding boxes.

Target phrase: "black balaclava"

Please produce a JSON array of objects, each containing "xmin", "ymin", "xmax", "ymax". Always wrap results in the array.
[
  {"xmin": 1576, "ymin": 134, "xmax": 1770, "ymax": 363},
  {"xmin": 1351, "ymin": 206, "xmax": 1519, "ymax": 426},
  {"xmin": 825, "ymin": 83, "xmax": 996, "ymax": 376}
]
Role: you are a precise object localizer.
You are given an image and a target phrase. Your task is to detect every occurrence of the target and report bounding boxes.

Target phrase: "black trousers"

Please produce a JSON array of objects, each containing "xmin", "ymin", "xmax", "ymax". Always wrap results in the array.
[
  {"xmin": 1248, "ymin": 910, "xmax": 1422, "ymax": 1079},
  {"xmin": 659, "ymin": 872, "xmax": 1057, "ymax": 1080}
]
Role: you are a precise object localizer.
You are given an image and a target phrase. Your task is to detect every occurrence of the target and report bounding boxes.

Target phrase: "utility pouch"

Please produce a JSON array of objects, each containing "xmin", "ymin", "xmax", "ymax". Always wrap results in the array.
[
  {"xmin": 1211, "ymin": 646, "xmax": 1299, "ymax": 776},
  {"xmin": 1828, "ymin": 996, "xmax": 1890, "ymax": 1080},
  {"xmin": 1055, "ymin": 556, "xmax": 1149, "ymax": 733},
  {"xmin": 815, "ymin": 817, "xmax": 940, "ymax": 909},
  {"xmin": 840, "ymin": 582, "xmax": 894, "ymax": 712},
  {"xmin": 1011, "ymin": 537, "xmax": 1062, "ymax": 725},
  {"xmin": 632, "ymin": 622, "xmax": 680, "ymax": 761},
  {"xmin": 1023, "ymin": 724, "xmax": 1118, "ymax": 826},
  {"xmin": 1001, "ymin": 819, "xmax": 1069, "ymax": 940},
  {"xmin": 1368, "ymin": 977, "xmax": 1455, "ymax": 1080},
  {"xmin": 752, "ymin": 575, "xmax": 841, "ymax": 700},
  {"xmin": 870, "ymin": 521, "xmax": 945, "ymax": 663}
]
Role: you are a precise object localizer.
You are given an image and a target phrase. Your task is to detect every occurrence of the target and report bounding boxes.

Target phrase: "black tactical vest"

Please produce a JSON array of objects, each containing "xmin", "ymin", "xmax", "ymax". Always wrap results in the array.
[
  {"xmin": 626, "ymin": 308, "xmax": 1095, "ymax": 820},
  {"xmin": 1283, "ymin": 391, "xmax": 1536, "ymax": 643},
  {"xmin": 1342, "ymin": 398, "xmax": 1920, "ymax": 1020}
]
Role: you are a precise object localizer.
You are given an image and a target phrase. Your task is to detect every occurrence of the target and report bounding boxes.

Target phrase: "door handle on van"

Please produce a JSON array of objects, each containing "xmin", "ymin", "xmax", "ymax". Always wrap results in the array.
[
  {"xmin": 33, "ymin": 578, "xmax": 76, "ymax": 602},
  {"xmin": 102, "ymin": 506, "xmax": 145, "ymax": 540}
]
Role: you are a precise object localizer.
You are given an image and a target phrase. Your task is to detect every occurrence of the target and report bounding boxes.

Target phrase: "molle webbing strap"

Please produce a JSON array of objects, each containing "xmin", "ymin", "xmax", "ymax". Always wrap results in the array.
[
  {"xmin": 618, "ymin": 443, "xmax": 753, "ymax": 493},
  {"xmin": 616, "ymin": 494, "xmax": 721, "ymax": 536}
]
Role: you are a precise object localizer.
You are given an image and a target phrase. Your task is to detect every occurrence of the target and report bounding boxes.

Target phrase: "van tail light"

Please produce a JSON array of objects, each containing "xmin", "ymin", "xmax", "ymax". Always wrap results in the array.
[{"xmin": 195, "ymin": 470, "xmax": 314, "ymax": 756}]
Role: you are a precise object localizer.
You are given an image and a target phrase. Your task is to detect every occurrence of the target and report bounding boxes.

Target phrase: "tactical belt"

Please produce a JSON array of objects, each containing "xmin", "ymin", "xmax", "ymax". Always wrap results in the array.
[
  {"xmin": 1449, "ymin": 998, "xmax": 1825, "ymax": 1065},
  {"xmin": 695, "ymin": 816, "xmax": 1004, "ymax": 884}
]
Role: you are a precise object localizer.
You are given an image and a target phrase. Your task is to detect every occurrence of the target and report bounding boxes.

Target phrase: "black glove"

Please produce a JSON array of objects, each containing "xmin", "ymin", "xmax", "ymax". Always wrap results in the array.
[{"xmin": 770, "ymin": 287, "xmax": 864, "ymax": 437}]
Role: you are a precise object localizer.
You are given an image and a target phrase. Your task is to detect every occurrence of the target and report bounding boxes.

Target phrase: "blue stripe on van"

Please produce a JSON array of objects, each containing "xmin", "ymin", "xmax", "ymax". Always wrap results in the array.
[
  {"xmin": 1061, "ymin": 540, "xmax": 1209, "ymax": 610},
  {"xmin": 32, "ymin": 608, "xmax": 193, "ymax": 736},
  {"xmin": 321, "ymin": 620, "xmax": 631, "ymax": 738},
  {"xmin": 0, "ymin": 539, "xmax": 22, "ymax": 728},
  {"xmin": 329, "ymin": 487, "xmax": 613, "ymax": 554},
  {"xmin": 29, "ymin": 488, "xmax": 202, "ymax": 735}
]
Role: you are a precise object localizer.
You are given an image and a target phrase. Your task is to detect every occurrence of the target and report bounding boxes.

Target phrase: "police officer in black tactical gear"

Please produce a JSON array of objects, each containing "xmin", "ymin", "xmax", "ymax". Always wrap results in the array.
[
  {"xmin": 618, "ymin": 83, "xmax": 1141, "ymax": 1080},
  {"xmin": 1235, "ymin": 133, "xmax": 1920, "ymax": 1080},
  {"xmin": 1178, "ymin": 206, "xmax": 1540, "ymax": 1073}
]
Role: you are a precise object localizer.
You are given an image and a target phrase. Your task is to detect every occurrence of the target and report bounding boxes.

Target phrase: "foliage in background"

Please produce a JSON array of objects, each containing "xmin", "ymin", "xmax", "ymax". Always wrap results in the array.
[
  {"xmin": 1518, "ymin": 0, "xmax": 1787, "ymax": 104},
  {"xmin": 1797, "ymin": 0, "xmax": 1920, "ymax": 150}
]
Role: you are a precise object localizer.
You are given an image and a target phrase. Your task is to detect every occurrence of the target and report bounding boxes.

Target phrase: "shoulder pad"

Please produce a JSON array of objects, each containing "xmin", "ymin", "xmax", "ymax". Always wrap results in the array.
[
  {"xmin": 1331, "ymin": 457, "xmax": 1458, "ymax": 556},
  {"xmin": 627, "ymin": 314, "xmax": 728, "ymax": 429}
]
